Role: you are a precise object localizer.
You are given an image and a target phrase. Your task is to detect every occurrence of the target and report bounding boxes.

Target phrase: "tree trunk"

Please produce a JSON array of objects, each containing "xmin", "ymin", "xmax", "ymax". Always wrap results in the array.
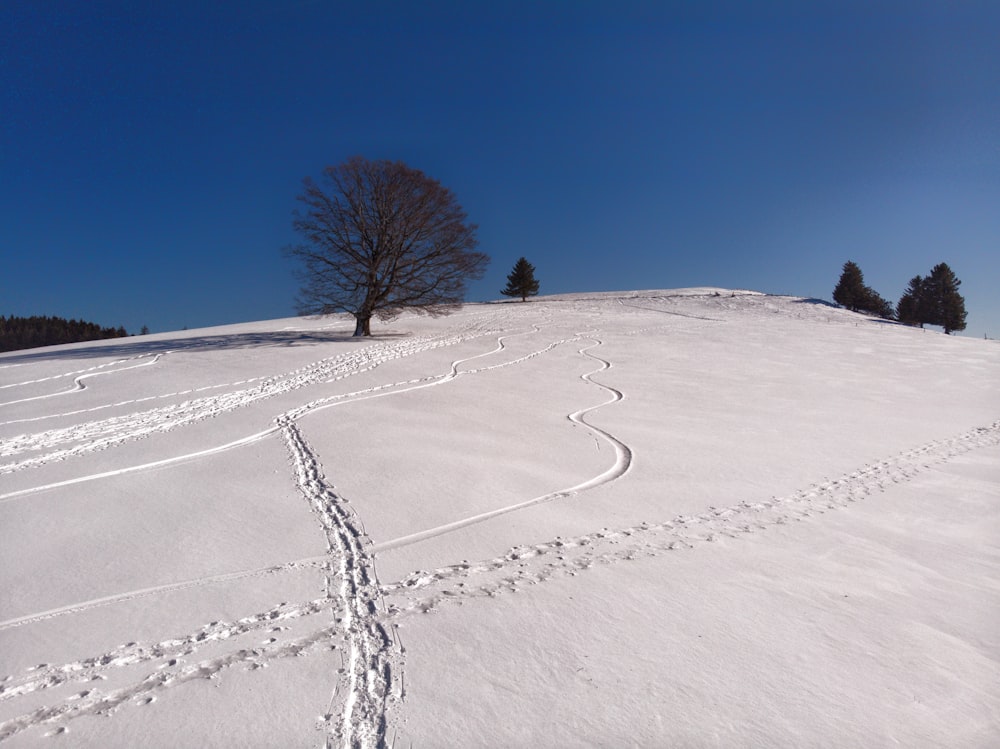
[{"xmin": 353, "ymin": 314, "xmax": 372, "ymax": 337}]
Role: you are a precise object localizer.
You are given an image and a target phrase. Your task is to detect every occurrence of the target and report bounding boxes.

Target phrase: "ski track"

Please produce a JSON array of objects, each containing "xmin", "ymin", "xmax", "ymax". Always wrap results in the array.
[
  {"xmin": 0, "ymin": 314, "xmax": 515, "ymax": 474},
  {"xmin": 0, "ymin": 319, "xmax": 568, "ymax": 503},
  {"xmin": 0, "ymin": 558, "xmax": 329, "ymax": 634},
  {"xmin": 0, "ymin": 418, "xmax": 400, "ymax": 745},
  {"xmin": 372, "ymin": 334, "xmax": 633, "ymax": 553},
  {"xmin": 2, "ymin": 421, "xmax": 996, "ymax": 743},
  {"xmin": 0, "ymin": 320, "xmax": 586, "ymax": 631},
  {"xmin": 0, "ymin": 315, "xmax": 571, "ymax": 741},
  {"xmin": 381, "ymin": 420, "xmax": 1000, "ymax": 617},
  {"xmin": 0, "ymin": 353, "xmax": 162, "ymax": 391},
  {"xmin": 0, "ymin": 354, "xmax": 168, "ymax": 408},
  {"xmin": 2, "ymin": 299, "xmax": 995, "ymax": 744},
  {"xmin": 0, "ymin": 336, "xmax": 440, "ymax": 465},
  {"xmin": 0, "ymin": 366, "xmax": 267, "ymax": 428},
  {"xmin": 0, "ymin": 317, "xmax": 603, "ymax": 741}
]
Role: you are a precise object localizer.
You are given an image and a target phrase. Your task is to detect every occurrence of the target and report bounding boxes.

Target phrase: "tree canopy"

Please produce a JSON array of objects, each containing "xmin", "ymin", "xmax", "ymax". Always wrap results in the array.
[
  {"xmin": 833, "ymin": 261, "xmax": 866, "ymax": 311},
  {"xmin": 285, "ymin": 157, "xmax": 489, "ymax": 336},
  {"xmin": 832, "ymin": 261, "xmax": 893, "ymax": 319},
  {"xmin": 898, "ymin": 263, "xmax": 967, "ymax": 334},
  {"xmin": 500, "ymin": 257, "xmax": 540, "ymax": 302},
  {"xmin": 895, "ymin": 275, "xmax": 928, "ymax": 327},
  {"xmin": 833, "ymin": 261, "xmax": 969, "ymax": 334}
]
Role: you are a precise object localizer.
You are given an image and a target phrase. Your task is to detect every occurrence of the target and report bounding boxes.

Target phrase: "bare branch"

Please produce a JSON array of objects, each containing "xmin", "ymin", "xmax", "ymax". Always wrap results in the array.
[{"xmin": 285, "ymin": 158, "xmax": 488, "ymax": 336}]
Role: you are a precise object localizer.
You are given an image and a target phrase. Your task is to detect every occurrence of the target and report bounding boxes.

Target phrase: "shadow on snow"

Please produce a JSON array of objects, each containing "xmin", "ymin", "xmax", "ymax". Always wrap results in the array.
[{"xmin": 0, "ymin": 330, "xmax": 405, "ymax": 364}]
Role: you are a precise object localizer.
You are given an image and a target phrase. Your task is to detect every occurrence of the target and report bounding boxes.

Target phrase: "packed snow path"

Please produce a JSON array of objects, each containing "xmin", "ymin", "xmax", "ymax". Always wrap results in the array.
[{"xmin": 1, "ymin": 291, "xmax": 998, "ymax": 747}]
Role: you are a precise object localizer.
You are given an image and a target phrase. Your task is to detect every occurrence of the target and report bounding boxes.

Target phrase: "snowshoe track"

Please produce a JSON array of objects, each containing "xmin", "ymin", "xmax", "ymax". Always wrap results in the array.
[
  {"xmin": 2, "ymin": 420, "xmax": 995, "ymax": 744},
  {"xmin": 281, "ymin": 419, "xmax": 400, "ymax": 749},
  {"xmin": 381, "ymin": 420, "xmax": 1000, "ymax": 616}
]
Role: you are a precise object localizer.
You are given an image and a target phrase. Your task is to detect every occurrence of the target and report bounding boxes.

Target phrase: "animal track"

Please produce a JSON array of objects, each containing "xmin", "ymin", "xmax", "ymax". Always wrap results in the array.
[
  {"xmin": 1, "ymin": 414, "xmax": 995, "ymax": 744},
  {"xmin": 0, "ymin": 298, "xmax": 995, "ymax": 747},
  {"xmin": 381, "ymin": 420, "xmax": 1000, "ymax": 618}
]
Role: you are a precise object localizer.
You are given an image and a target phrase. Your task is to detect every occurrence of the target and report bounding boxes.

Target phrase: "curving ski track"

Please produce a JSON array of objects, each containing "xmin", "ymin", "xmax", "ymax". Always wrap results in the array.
[
  {"xmin": 2, "ymin": 302, "xmax": 997, "ymax": 746},
  {"xmin": 2, "ymin": 420, "xmax": 996, "ymax": 743},
  {"xmin": 373, "ymin": 335, "xmax": 633, "ymax": 552},
  {"xmin": 381, "ymin": 420, "xmax": 1000, "ymax": 616},
  {"xmin": 0, "ymin": 315, "xmax": 511, "ymax": 473}
]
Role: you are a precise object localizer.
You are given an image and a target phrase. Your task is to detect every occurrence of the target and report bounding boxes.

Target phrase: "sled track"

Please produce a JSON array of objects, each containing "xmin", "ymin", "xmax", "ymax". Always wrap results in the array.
[{"xmin": 2, "ymin": 420, "xmax": 995, "ymax": 743}]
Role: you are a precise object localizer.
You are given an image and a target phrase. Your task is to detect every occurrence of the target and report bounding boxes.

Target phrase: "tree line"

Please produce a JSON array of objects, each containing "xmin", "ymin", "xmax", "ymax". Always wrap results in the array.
[
  {"xmin": 833, "ymin": 261, "xmax": 967, "ymax": 334},
  {"xmin": 0, "ymin": 315, "xmax": 129, "ymax": 353}
]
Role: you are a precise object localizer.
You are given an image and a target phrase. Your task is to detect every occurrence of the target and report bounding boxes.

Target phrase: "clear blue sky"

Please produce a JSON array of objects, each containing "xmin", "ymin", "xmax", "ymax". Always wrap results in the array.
[{"xmin": 3, "ymin": 1, "xmax": 998, "ymax": 337}]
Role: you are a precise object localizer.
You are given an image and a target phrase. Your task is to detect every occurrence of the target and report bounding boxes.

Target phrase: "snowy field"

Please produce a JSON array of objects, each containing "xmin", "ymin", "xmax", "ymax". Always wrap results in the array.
[{"xmin": 1, "ymin": 290, "xmax": 998, "ymax": 748}]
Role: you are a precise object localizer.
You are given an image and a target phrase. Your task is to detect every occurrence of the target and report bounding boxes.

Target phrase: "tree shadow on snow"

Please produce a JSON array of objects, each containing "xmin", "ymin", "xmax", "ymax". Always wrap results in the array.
[{"xmin": 791, "ymin": 297, "xmax": 839, "ymax": 308}]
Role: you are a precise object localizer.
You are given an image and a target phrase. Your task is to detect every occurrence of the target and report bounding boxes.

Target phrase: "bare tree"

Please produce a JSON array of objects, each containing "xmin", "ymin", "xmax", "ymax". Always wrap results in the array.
[{"xmin": 286, "ymin": 157, "xmax": 489, "ymax": 336}]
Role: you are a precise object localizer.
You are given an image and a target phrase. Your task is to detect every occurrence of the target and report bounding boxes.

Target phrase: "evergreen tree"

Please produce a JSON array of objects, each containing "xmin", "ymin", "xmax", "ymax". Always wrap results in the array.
[
  {"xmin": 832, "ymin": 261, "xmax": 893, "ymax": 318},
  {"xmin": 833, "ymin": 261, "xmax": 866, "ymax": 311},
  {"xmin": 925, "ymin": 263, "xmax": 967, "ymax": 334},
  {"xmin": 501, "ymin": 257, "xmax": 540, "ymax": 302},
  {"xmin": 858, "ymin": 288, "xmax": 895, "ymax": 320},
  {"xmin": 896, "ymin": 275, "xmax": 927, "ymax": 327},
  {"xmin": 0, "ymin": 315, "xmax": 128, "ymax": 352}
]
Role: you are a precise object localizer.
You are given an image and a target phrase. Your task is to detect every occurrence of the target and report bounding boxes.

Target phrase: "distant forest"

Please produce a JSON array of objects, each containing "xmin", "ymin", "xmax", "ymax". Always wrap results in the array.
[{"xmin": 0, "ymin": 315, "xmax": 129, "ymax": 353}]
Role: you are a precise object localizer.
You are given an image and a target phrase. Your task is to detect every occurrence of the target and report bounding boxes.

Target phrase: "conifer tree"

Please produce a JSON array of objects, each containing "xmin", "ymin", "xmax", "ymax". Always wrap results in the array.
[
  {"xmin": 859, "ymin": 288, "xmax": 895, "ymax": 320},
  {"xmin": 925, "ymin": 262, "xmax": 967, "ymax": 334},
  {"xmin": 501, "ymin": 257, "xmax": 540, "ymax": 302},
  {"xmin": 832, "ymin": 261, "xmax": 894, "ymax": 319},
  {"xmin": 896, "ymin": 275, "xmax": 927, "ymax": 327},
  {"xmin": 833, "ymin": 261, "xmax": 866, "ymax": 311},
  {"xmin": 0, "ymin": 315, "xmax": 128, "ymax": 352}
]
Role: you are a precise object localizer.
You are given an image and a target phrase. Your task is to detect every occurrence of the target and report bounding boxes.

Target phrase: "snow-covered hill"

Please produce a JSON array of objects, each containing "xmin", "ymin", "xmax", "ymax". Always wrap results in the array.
[{"xmin": 1, "ymin": 290, "xmax": 998, "ymax": 747}]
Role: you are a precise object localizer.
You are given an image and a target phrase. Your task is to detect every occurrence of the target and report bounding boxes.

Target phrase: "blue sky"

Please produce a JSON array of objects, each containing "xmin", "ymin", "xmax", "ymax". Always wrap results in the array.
[{"xmin": 3, "ymin": 1, "xmax": 998, "ymax": 337}]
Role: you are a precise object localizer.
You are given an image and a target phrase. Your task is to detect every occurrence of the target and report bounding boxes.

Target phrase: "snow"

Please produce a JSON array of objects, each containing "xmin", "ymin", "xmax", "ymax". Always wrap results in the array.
[{"xmin": 1, "ymin": 290, "xmax": 998, "ymax": 747}]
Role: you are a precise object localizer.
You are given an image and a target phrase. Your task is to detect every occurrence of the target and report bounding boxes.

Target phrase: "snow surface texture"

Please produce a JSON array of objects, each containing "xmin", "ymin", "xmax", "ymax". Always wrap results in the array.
[{"xmin": 1, "ymin": 290, "xmax": 998, "ymax": 748}]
